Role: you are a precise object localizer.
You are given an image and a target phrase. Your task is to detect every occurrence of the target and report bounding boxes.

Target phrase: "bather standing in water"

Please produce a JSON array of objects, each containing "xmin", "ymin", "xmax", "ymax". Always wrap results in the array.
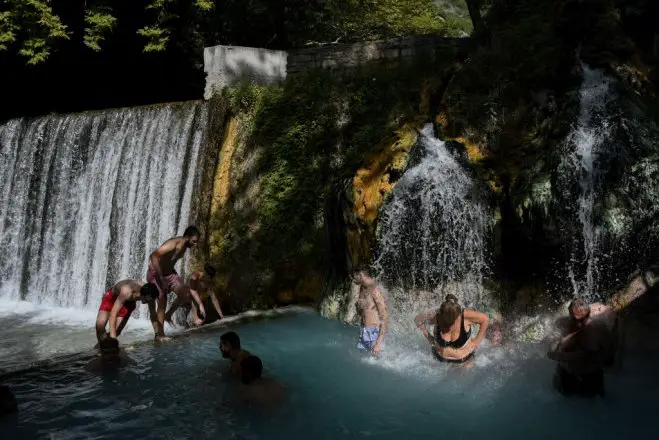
[
  {"xmin": 85, "ymin": 337, "xmax": 135, "ymax": 373},
  {"xmin": 220, "ymin": 331, "xmax": 251, "ymax": 376},
  {"xmin": 235, "ymin": 355, "xmax": 286, "ymax": 408},
  {"xmin": 352, "ymin": 268, "xmax": 388, "ymax": 355},
  {"xmin": 547, "ymin": 298, "xmax": 615, "ymax": 397},
  {"xmin": 95, "ymin": 280, "xmax": 158, "ymax": 346},
  {"xmin": 164, "ymin": 265, "xmax": 225, "ymax": 328},
  {"xmin": 414, "ymin": 294, "xmax": 489, "ymax": 365},
  {"xmin": 147, "ymin": 225, "xmax": 201, "ymax": 340}
]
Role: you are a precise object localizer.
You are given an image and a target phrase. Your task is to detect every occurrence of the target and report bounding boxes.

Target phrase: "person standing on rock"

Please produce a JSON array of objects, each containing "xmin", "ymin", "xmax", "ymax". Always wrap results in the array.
[
  {"xmin": 352, "ymin": 267, "xmax": 388, "ymax": 355},
  {"xmin": 147, "ymin": 225, "xmax": 200, "ymax": 340},
  {"xmin": 164, "ymin": 265, "xmax": 225, "ymax": 328}
]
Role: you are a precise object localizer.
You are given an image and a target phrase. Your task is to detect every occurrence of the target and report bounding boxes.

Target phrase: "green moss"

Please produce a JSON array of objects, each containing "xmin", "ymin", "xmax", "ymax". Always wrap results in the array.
[{"xmin": 211, "ymin": 59, "xmax": 449, "ymax": 306}]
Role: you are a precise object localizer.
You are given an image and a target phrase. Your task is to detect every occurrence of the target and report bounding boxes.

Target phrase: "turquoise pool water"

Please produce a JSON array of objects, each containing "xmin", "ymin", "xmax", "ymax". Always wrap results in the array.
[{"xmin": 2, "ymin": 308, "xmax": 658, "ymax": 439}]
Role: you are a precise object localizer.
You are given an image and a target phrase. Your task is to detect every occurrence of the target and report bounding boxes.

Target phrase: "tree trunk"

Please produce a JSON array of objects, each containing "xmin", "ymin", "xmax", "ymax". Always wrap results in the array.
[{"xmin": 465, "ymin": 0, "xmax": 486, "ymax": 36}]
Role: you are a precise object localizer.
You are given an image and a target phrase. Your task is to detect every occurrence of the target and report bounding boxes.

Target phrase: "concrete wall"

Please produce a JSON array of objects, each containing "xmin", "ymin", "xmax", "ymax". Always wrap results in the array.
[
  {"xmin": 203, "ymin": 45, "xmax": 288, "ymax": 99},
  {"xmin": 203, "ymin": 36, "xmax": 465, "ymax": 98}
]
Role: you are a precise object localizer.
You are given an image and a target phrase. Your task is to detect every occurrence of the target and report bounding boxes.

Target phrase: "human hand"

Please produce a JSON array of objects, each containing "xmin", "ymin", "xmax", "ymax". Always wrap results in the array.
[
  {"xmin": 193, "ymin": 317, "xmax": 205, "ymax": 326},
  {"xmin": 372, "ymin": 341, "xmax": 383, "ymax": 355}
]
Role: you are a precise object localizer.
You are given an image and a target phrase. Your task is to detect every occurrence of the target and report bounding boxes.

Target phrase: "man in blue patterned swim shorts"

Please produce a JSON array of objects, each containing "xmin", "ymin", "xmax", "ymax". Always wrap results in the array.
[{"xmin": 352, "ymin": 267, "xmax": 388, "ymax": 355}]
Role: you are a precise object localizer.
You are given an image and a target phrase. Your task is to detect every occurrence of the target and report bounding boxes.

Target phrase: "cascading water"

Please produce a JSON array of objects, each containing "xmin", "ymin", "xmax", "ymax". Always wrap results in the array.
[
  {"xmin": 0, "ymin": 102, "xmax": 209, "ymax": 319},
  {"xmin": 373, "ymin": 124, "xmax": 490, "ymax": 317},
  {"xmin": 562, "ymin": 64, "xmax": 614, "ymax": 301}
]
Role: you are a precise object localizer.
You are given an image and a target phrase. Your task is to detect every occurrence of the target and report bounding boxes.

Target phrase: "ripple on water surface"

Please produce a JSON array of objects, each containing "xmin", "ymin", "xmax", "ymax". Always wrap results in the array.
[{"xmin": 2, "ymin": 310, "xmax": 659, "ymax": 440}]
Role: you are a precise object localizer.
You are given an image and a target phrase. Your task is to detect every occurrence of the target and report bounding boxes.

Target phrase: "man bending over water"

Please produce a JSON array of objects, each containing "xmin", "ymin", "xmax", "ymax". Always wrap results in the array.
[
  {"xmin": 147, "ymin": 225, "xmax": 200, "ymax": 340},
  {"xmin": 415, "ymin": 294, "xmax": 489, "ymax": 365},
  {"xmin": 164, "ymin": 265, "xmax": 225, "ymax": 327},
  {"xmin": 352, "ymin": 267, "xmax": 388, "ymax": 355},
  {"xmin": 95, "ymin": 280, "xmax": 158, "ymax": 346},
  {"xmin": 220, "ymin": 331, "xmax": 251, "ymax": 376},
  {"xmin": 236, "ymin": 355, "xmax": 285, "ymax": 408},
  {"xmin": 547, "ymin": 298, "xmax": 615, "ymax": 397}
]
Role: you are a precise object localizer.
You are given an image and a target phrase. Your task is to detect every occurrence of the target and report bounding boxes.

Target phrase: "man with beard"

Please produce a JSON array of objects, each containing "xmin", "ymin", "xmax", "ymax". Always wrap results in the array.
[
  {"xmin": 147, "ymin": 225, "xmax": 201, "ymax": 340},
  {"xmin": 547, "ymin": 298, "xmax": 615, "ymax": 397},
  {"xmin": 219, "ymin": 331, "xmax": 251, "ymax": 376}
]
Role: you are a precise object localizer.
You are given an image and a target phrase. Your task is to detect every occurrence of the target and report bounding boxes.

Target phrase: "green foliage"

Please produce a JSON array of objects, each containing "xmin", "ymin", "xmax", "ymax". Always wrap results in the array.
[
  {"xmin": 324, "ymin": 0, "xmax": 453, "ymax": 41},
  {"xmin": 84, "ymin": 8, "xmax": 117, "ymax": 52},
  {"xmin": 0, "ymin": 0, "xmax": 69, "ymax": 64},
  {"xmin": 216, "ymin": 60, "xmax": 446, "ymax": 287}
]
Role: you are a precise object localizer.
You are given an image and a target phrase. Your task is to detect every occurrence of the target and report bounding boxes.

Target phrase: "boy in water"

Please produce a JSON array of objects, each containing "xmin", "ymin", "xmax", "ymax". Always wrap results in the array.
[
  {"xmin": 164, "ymin": 265, "xmax": 225, "ymax": 327},
  {"xmin": 235, "ymin": 355, "xmax": 285, "ymax": 408},
  {"xmin": 95, "ymin": 280, "xmax": 158, "ymax": 346},
  {"xmin": 219, "ymin": 331, "xmax": 251, "ymax": 376},
  {"xmin": 352, "ymin": 267, "xmax": 388, "ymax": 355},
  {"xmin": 147, "ymin": 225, "xmax": 201, "ymax": 340}
]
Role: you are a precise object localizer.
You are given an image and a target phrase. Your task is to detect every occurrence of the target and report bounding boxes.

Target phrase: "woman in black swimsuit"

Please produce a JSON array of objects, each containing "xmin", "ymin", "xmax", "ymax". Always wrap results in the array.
[{"xmin": 414, "ymin": 294, "xmax": 490, "ymax": 364}]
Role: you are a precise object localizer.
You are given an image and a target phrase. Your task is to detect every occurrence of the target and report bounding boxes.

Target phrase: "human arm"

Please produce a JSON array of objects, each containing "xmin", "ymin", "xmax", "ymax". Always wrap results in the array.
[
  {"xmin": 414, "ymin": 311, "xmax": 437, "ymax": 346},
  {"xmin": 372, "ymin": 287, "xmax": 388, "ymax": 354},
  {"xmin": 148, "ymin": 298, "xmax": 161, "ymax": 336},
  {"xmin": 108, "ymin": 289, "xmax": 131, "ymax": 339},
  {"xmin": 464, "ymin": 309, "xmax": 489, "ymax": 348},
  {"xmin": 188, "ymin": 275, "xmax": 206, "ymax": 320},
  {"xmin": 210, "ymin": 291, "xmax": 225, "ymax": 319},
  {"xmin": 115, "ymin": 310, "xmax": 132, "ymax": 337}
]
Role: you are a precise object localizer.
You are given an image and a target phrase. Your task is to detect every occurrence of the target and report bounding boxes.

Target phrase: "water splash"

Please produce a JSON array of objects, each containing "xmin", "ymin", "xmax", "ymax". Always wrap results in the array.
[
  {"xmin": 563, "ymin": 64, "xmax": 614, "ymax": 300},
  {"xmin": 373, "ymin": 124, "xmax": 490, "ymax": 323},
  {"xmin": 0, "ymin": 102, "xmax": 209, "ymax": 319}
]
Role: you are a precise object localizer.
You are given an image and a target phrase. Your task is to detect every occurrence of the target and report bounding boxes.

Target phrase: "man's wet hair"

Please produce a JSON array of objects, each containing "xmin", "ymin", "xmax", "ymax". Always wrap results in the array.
[
  {"xmin": 99, "ymin": 337, "xmax": 120, "ymax": 354},
  {"xmin": 220, "ymin": 331, "xmax": 240, "ymax": 349},
  {"xmin": 351, "ymin": 264, "xmax": 370, "ymax": 277},
  {"xmin": 204, "ymin": 265, "xmax": 217, "ymax": 278},
  {"xmin": 183, "ymin": 225, "xmax": 200, "ymax": 237},
  {"xmin": 241, "ymin": 355, "xmax": 263, "ymax": 384},
  {"xmin": 140, "ymin": 283, "xmax": 158, "ymax": 301}
]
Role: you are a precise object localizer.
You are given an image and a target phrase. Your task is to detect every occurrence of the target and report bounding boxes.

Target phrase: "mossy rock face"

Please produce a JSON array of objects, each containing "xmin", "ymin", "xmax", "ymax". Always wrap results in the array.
[{"xmin": 200, "ymin": 59, "xmax": 453, "ymax": 311}]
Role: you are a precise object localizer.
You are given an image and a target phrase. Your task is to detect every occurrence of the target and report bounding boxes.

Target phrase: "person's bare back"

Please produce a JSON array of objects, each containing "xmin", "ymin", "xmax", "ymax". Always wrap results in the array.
[{"xmin": 236, "ymin": 355, "xmax": 286, "ymax": 409}]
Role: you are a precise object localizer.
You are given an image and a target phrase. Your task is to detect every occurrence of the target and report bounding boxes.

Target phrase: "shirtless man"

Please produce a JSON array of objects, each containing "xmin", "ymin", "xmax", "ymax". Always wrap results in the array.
[
  {"xmin": 164, "ymin": 265, "xmax": 225, "ymax": 328},
  {"xmin": 95, "ymin": 280, "xmax": 158, "ymax": 346},
  {"xmin": 547, "ymin": 298, "xmax": 615, "ymax": 397},
  {"xmin": 147, "ymin": 225, "xmax": 200, "ymax": 339},
  {"xmin": 235, "ymin": 355, "xmax": 286, "ymax": 408},
  {"xmin": 352, "ymin": 267, "xmax": 388, "ymax": 355},
  {"xmin": 220, "ymin": 331, "xmax": 251, "ymax": 376}
]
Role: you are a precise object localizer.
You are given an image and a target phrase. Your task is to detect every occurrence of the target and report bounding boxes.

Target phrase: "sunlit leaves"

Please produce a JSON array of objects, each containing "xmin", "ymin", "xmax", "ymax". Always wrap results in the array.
[{"xmin": 84, "ymin": 7, "xmax": 117, "ymax": 52}]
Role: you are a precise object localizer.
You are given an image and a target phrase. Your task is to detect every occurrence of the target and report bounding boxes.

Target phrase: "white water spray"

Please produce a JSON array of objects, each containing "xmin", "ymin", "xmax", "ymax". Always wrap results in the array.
[
  {"xmin": 373, "ymin": 124, "xmax": 490, "ymax": 325},
  {"xmin": 564, "ymin": 64, "xmax": 614, "ymax": 300},
  {"xmin": 0, "ymin": 102, "xmax": 209, "ymax": 319}
]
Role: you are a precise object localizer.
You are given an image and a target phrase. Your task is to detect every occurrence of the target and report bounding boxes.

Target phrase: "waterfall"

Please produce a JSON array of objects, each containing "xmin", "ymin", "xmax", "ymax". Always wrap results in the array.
[
  {"xmin": 373, "ymin": 124, "xmax": 489, "ymax": 314},
  {"xmin": 0, "ymin": 102, "xmax": 209, "ymax": 319},
  {"xmin": 563, "ymin": 64, "xmax": 614, "ymax": 300}
]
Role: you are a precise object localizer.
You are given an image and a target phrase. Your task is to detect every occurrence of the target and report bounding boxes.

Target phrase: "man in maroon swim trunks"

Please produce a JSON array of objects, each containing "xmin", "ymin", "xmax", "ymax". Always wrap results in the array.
[
  {"xmin": 95, "ymin": 280, "xmax": 158, "ymax": 346},
  {"xmin": 147, "ymin": 225, "xmax": 200, "ymax": 340}
]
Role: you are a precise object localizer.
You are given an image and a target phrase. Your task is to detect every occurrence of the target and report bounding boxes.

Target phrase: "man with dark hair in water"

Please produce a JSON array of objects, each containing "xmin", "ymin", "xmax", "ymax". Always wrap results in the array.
[
  {"xmin": 164, "ymin": 265, "xmax": 225, "ymax": 328},
  {"xmin": 95, "ymin": 280, "xmax": 158, "ymax": 346},
  {"xmin": 147, "ymin": 225, "xmax": 201, "ymax": 340},
  {"xmin": 235, "ymin": 355, "xmax": 285, "ymax": 407},
  {"xmin": 85, "ymin": 337, "xmax": 134, "ymax": 372},
  {"xmin": 220, "ymin": 331, "xmax": 251, "ymax": 376},
  {"xmin": 352, "ymin": 267, "xmax": 388, "ymax": 355},
  {"xmin": 547, "ymin": 297, "xmax": 615, "ymax": 397}
]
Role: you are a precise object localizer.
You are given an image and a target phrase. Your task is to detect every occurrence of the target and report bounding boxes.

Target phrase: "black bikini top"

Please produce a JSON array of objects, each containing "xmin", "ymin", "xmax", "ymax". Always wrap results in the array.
[{"xmin": 435, "ymin": 311, "xmax": 471, "ymax": 348}]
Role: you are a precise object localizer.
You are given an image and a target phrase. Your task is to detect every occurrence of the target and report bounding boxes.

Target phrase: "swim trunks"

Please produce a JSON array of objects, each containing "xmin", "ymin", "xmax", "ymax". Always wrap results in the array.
[
  {"xmin": 357, "ymin": 326, "xmax": 382, "ymax": 352},
  {"xmin": 147, "ymin": 264, "xmax": 183, "ymax": 299},
  {"xmin": 98, "ymin": 289, "xmax": 136, "ymax": 318}
]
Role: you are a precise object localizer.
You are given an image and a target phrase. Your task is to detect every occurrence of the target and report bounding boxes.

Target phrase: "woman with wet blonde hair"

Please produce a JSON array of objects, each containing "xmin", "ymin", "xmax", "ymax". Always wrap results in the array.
[{"xmin": 414, "ymin": 294, "xmax": 489, "ymax": 364}]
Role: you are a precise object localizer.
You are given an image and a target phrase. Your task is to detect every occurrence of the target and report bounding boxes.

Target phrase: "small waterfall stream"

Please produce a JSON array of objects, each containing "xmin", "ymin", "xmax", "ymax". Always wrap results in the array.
[
  {"xmin": 373, "ymin": 124, "xmax": 490, "ymax": 317},
  {"xmin": 0, "ymin": 102, "xmax": 209, "ymax": 319},
  {"xmin": 562, "ymin": 64, "xmax": 615, "ymax": 300}
]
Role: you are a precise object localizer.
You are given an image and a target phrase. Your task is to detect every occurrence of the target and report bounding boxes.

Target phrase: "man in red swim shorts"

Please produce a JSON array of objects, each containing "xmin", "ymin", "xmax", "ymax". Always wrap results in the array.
[
  {"xmin": 95, "ymin": 280, "xmax": 158, "ymax": 346},
  {"xmin": 147, "ymin": 225, "xmax": 200, "ymax": 340}
]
